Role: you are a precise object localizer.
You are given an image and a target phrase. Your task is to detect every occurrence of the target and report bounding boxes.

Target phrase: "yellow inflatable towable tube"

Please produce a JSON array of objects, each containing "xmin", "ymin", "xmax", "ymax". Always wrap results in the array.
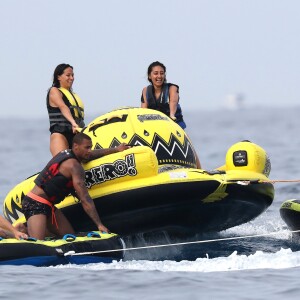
[{"xmin": 3, "ymin": 108, "xmax": 274, "ymax": 236}]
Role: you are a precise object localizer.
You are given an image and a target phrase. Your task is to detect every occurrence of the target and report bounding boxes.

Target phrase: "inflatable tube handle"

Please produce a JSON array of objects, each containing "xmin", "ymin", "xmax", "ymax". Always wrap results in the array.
[
  {"xmin": 62, "ymin": 234, "xmax": 77, "ymax": 241},
  {"xmin": 87, "ymin": 231, "xmax": 101, "ymax": 238},
  {"xmin": 0, "ymin": 236, "xmax": 37, "ymax": 241},
  {"xmin": 89, "ymin": 115, "xmax": 127, "ymax": 132}
]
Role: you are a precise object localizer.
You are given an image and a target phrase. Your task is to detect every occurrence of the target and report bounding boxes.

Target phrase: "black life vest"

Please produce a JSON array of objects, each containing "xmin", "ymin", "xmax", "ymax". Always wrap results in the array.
[
  {"xmin": 144, "ymin": 83, "xmax": 184, "ymax": 122},
  {"xmin": 34, "ymin": 149, "xmax": 78, "ymax": 203},
  {"xmin": 47, "ymin": 87, "xmax": 85, "ymax": 133}
]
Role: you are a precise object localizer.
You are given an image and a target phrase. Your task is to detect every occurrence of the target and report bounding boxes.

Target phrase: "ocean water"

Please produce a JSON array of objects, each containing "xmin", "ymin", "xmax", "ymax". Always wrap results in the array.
[{"xmin": 1, "ymin": 106, "xmax": 300, "ymax": 299}]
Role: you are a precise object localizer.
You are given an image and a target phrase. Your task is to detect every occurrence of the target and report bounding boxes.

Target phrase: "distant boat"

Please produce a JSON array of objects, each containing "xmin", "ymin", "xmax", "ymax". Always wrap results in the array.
[{"xmin": 224, "ymin": 93, "xmax": 245, "ymax": 110}]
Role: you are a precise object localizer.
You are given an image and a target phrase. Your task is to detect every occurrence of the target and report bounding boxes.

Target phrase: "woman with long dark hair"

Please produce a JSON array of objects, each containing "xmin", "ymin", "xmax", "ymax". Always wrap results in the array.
[
  {"xmin": 47, "ymin": 64, "xmax": 85, "ymax": 156},
  {"xmin": 141, "ymin": 61, "xmax": 201, "ymax": 168},
  {"xmin": 141, "ymin": 61, "xmax": 186, "ymax": 129}
]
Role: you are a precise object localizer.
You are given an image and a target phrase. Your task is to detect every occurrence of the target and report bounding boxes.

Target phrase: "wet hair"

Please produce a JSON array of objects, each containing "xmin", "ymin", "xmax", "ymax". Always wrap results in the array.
[
  {"xmin": 147, "ymin": 61, "xmax": 167, "ymax": 84},
  {"xmin": 52, "ymin": 63, "xmax": 73, "ymax": 88},
  {"xmin": 72, "ymin": 132, "xmax": 91, "ymax": 146}
]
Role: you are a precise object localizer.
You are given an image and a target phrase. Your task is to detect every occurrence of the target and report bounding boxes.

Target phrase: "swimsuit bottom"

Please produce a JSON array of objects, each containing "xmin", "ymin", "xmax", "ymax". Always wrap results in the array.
[
  {"xmin": 50, "ymin": 125, "xmax": 75, "ymax": 148},
  {"xmin": 22, "ymin": 192, "xmax": 58, "ymax": 227}
]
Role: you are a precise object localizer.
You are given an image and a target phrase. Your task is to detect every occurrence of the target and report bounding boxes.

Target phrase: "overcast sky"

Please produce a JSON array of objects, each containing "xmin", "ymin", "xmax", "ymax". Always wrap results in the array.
[{"xmin": 0, "ymin": 0, "xmax": 299, "ymax": 118}]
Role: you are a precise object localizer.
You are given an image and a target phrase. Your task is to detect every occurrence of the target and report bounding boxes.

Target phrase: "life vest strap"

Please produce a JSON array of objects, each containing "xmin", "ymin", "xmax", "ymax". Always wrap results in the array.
[{"xmin": 27, "ymin": 191, "xmax": 58, "ymax": 228}]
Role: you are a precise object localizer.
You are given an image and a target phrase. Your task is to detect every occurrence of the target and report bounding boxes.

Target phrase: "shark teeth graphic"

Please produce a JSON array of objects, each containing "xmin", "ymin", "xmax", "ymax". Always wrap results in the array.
[{"xmin": 94, "ymin": 132, "xmax": 197, "ymax": 168}]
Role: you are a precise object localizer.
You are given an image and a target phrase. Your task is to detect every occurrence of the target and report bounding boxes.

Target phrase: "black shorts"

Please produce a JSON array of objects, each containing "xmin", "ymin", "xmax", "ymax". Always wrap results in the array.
[
  {"xmin": 50, "ymin": 125, "xmax": 75, "ymax": 148},
  {"xmin": 22, "ymin": 195, "xmax": 54, "ymax": 220}
]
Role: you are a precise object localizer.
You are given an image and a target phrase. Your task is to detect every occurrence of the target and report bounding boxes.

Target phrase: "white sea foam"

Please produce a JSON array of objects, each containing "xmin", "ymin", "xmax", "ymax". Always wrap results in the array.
[{"xmin": 57, "ymin": 248, "xmax": 300, "ymax": 273}]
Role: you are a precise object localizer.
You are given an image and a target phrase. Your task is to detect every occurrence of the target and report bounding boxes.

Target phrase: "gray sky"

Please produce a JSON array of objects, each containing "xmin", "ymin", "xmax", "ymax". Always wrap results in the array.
[{"xmin": 0, "ymin": 0, "xmax": 299, "ymax": 118}]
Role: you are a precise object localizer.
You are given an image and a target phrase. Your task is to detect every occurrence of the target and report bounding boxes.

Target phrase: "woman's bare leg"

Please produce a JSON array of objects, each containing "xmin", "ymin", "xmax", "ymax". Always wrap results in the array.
[
  {"xmin": 50, "ymin": 133, "xmax": 69, "ymax": 156},
  {"xmin": 195, "ymin": 152, "xmax": 201, "ymax": 169}
]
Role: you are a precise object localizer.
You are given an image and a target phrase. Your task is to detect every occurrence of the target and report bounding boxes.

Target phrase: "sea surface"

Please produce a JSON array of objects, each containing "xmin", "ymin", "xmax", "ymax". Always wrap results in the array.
[{"xmin": 1, "ymin": 106, "xmax": 300, "ymax": 299}]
